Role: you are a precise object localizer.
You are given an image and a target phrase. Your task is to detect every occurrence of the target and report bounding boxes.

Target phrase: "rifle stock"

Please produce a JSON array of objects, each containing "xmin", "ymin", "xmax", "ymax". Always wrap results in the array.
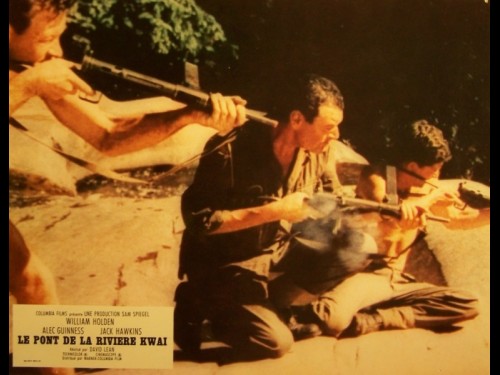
[{"xmin": 79, "ymin": 55, "xmax": 278, "ymax": 128}]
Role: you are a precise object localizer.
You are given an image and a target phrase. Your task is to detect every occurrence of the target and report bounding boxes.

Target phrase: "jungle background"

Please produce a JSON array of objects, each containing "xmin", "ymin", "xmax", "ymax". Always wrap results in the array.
[{"xmin": 63, "ymin": 0, "xmax": 489, "ymax": 184}]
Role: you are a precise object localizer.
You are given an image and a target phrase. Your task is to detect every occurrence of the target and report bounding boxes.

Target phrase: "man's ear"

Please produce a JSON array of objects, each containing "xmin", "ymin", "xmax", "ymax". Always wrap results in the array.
[{"xmin": 289, "ymin": 110, "xmax": 305, "ymax": 129}]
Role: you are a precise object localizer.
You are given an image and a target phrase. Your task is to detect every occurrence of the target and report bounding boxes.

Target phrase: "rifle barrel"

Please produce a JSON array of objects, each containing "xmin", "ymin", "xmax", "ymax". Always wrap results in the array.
[
  {"xmin": 340, "ymin": 197, "xmax": 450, "ymax": 223},
  {"xmin": 80, "ymin": 56, "xmax": 278, "ymax": 127}
]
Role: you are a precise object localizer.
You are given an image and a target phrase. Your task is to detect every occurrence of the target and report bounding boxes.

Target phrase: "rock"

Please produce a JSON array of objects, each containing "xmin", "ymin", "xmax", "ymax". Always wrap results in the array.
[{"xmin": 10, "ymin": 97, "xmax": 99, "ymax": 195}]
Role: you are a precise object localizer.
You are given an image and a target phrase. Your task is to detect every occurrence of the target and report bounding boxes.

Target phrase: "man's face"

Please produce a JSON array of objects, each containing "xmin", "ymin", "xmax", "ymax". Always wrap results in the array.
[
  {"xmin": 9, "ymin": 8, "xmax": 67, "ymax": 64},
  {"xmin": 296, "ymin": 104, "xmax": 344, "ymax": 153}
]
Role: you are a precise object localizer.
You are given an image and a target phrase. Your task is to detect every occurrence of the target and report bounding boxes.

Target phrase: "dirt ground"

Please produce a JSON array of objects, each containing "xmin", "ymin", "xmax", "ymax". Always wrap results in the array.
[{"xmin": 9, "ymin": 188, "xmax": 490, "ymax": 375}]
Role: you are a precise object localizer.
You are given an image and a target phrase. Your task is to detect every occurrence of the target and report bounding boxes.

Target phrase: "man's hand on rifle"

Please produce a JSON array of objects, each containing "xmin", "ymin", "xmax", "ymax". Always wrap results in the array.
[
  {"xmin": 399, "ymin": 187, "xmax": 463, "ymax": 229},
  {"xmin": 21, "ymin": 58, "xmax": 94, "ymax": 101},
  {"xmin": 398, "ymin": 200, "xmax": 428, "ymax": 229},
  {"xmin": 191, "ymin": 93, "xmax": 248, "ymax": 135}
]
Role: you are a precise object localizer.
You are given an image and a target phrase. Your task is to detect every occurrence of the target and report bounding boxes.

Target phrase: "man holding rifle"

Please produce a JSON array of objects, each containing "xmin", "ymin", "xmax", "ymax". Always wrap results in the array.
[
  {"xmin": 175, "ymin": 73, "xmax": 346, "ymax": 361},
  {"xmin": 287, "ymin": 120, "xmax": 489, "ymax": 338},
  {"xmin": 9, "ymin": 2, "xmax": 246, "ymax": 373},
  {"xmin": 9, "ymin": 0, "xmax": 247, "ymax": 155}
]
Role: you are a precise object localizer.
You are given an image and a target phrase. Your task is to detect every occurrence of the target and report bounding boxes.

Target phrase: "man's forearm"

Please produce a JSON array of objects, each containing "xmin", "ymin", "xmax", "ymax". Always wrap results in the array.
[
  {"xmin": 44, "ymin": 95, "xmax": 198, "ymax": 156},
  {"xmin": 209, "ymin": 201, "xmax": 286, "ymax": 234},
  {"xmin": 98, "ymin": 107, "xmax": 197, "ymax": 156}
]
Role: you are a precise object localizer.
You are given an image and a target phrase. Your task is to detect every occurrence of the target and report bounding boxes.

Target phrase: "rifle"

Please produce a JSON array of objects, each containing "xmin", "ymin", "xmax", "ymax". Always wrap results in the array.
[
  {"xmin": 77, "ymin": 54, "xmax": 278, "ymax": 128},
  {"xmin": 305, "ymin": 193, "xmax": 451, "ymax": 223}
]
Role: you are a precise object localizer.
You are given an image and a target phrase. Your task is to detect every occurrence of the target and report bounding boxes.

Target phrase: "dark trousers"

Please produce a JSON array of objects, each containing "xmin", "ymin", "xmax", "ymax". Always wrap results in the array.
[{"xmin": 174, "ymin": 280, "xmax": 293, "ymax": 361}]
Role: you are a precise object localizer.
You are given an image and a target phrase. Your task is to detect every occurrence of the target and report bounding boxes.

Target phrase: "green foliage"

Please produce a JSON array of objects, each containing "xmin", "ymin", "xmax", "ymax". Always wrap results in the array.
[{"xmin": 68, "ymin": 0, "xmax": 237, "ymax": 63}]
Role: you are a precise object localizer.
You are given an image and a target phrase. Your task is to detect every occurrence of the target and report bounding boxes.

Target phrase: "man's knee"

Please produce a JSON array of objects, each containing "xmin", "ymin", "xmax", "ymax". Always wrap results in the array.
[
  {"xmin": 214, "ymin": 308, "xmax": 294, "ymax": 359},
  {"xmin": 261, "ymin": 323, "xmax": 294, "ymax": 358},
  {"xmin": 310, "ymin": 300, "xmax": 354, "ymax": 337},
  {"xmin": 321, "ymin": 314, "xmax": 353, "ymax": 337}
]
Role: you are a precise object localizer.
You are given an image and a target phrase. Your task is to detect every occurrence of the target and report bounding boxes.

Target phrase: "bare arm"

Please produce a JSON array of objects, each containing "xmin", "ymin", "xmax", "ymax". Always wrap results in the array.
[
  {"xmin": 11, "ymin": 58, "xmax": 247, "ymax": 156},
  {"xmin": 43, "ymin": 94, "xmax": 192, "ymax": 155},
  {"xmin": 43, "ymin": 92, "xmax": 246, "ymax": 156},
  {"xmin": 356, "ymin": 165, "xmax": 424, "ymax": 228},
  {"xmin": 210, "ymin": 192, "xmax": 311, "ymax": 234}
]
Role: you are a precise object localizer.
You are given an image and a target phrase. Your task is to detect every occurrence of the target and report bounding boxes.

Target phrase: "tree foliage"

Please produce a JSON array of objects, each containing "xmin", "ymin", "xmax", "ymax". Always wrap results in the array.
[
  {"xmin": 197, "ymin": 0, "xmax": 490, "ymax": 184},
  {"xmin": 67, "ymin": 0, "xmax": 237, "ymax": 66},
  {"xmin": 65, "ymin": 0, "xmax": 489, "ymax": 184}
]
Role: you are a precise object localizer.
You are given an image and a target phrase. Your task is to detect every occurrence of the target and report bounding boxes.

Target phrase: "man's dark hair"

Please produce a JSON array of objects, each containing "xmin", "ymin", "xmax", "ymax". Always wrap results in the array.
[
  {"xmin": 9, "ymin": 0, "xmax": 77, "ymax": 34},
  {"xmin": 268, "ymin": 73, "xmax": 344, "ymax": 123},
  {"xmin": 394, "ymin": 119, "xmax": 452, "ymax": 167}
]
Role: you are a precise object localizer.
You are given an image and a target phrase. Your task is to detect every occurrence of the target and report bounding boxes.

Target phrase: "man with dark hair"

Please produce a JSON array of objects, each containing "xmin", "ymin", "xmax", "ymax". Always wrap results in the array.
[
  {"xmin": 290, "ymin": 120, "xmax": 489, "ymax": 338},
  {"xmin": 9, "ymin": 2, "xmax": 246, "ymax": 373},
  {"xmin": 174, "ymin": 74, "xmax": 345, "ymax": 361},
  {"xmin": 10, "ymin": 0, "xmax": 76, "ymax": 33},
  {"xmin": 389, "ymin": 119, "xmax": 453, "ymax": 167},
  {"xmin": 9, "ymin": 0, "xmax": 247, "ymax": 153}
]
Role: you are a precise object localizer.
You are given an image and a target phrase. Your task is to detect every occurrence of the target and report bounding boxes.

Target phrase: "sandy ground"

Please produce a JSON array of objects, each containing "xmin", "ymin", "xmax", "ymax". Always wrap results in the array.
[{"xmin": 9, "ymin": 190, "xmax": 490, "ymax": 375}]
